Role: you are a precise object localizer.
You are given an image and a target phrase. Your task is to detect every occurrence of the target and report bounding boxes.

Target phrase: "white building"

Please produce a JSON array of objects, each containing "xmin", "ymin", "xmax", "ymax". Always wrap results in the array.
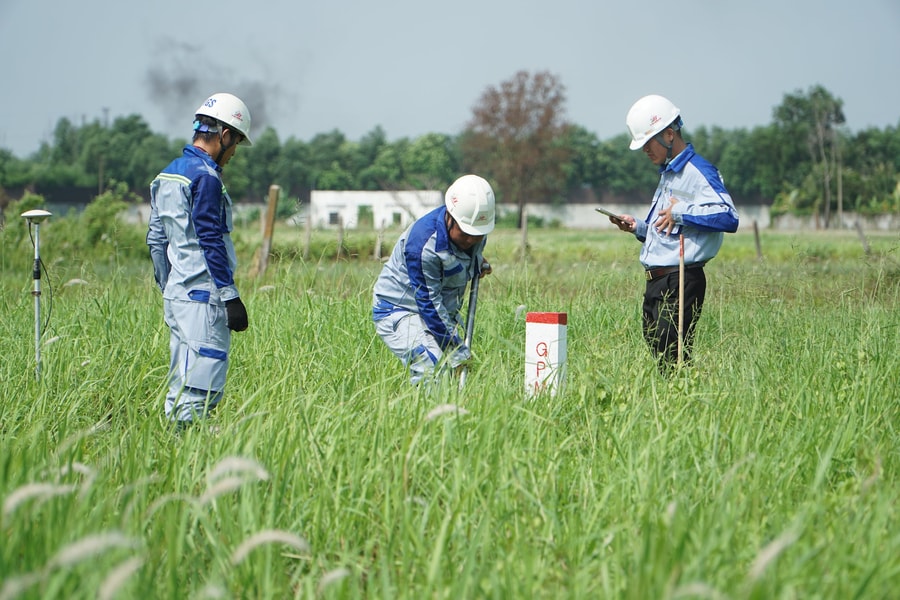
[
  {"xmin": 308, "ymin": 190, "xmax": 443, "ymax": 230},
  {"xmin": 299, "ymin": 188, "xmax": 773, "ymax": 232}
]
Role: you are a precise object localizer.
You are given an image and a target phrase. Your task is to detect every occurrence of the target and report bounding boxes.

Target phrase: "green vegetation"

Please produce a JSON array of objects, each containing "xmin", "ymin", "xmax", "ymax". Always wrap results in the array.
[
  {"xmin": 1, "ymin": 214, "xmax": 898, "ymax": 598},
  {"xmin": 2, "ymin": 83, "xmax": 899, "ymax": 225}
]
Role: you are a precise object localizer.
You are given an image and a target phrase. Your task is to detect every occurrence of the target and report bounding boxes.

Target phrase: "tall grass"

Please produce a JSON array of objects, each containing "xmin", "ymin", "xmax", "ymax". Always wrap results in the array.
[{"xmin": 1, "ymin": 218, "xmax": 898, "ymax": 598}]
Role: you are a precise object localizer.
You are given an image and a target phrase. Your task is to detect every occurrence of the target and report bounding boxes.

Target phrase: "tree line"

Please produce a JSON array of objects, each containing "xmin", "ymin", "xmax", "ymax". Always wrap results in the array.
[{"xmin": 1, "ymin": 73, "xmax": 898, "ymax": 228}]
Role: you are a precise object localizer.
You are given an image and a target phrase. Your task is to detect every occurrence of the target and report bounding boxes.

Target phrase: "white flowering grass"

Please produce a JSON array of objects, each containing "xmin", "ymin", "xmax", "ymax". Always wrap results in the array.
[
  {"xmin": 97, "ymin": 556, "xmax": 144, "ymax": 600},
  {"xmin": 230, "ymin": 529, "xmax": 310, "ymax": 565},
  {"xmin": 3, "ymin": 482, "xmax": 77, "ymax": 516},
  {"xmin": 0, "ymin": 225, "xmax": 898, "ymax": 598}
]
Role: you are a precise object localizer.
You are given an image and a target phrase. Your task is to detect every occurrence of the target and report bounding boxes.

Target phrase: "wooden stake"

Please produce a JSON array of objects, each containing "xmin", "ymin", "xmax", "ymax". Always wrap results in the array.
[
  {"xmin": 855, "ymin": 220, "xmax": 871, "ymax": 256},
  {"xmin": 303, "ymin": 203, "xmax": 312, "ymax": 261},
  {"xmin": 255, "ymin": 184, "xmax": 280, "ymax": 277},
  {"xmin": 753, "ymin": 220, "xmax": 763, "ymax": 261}
]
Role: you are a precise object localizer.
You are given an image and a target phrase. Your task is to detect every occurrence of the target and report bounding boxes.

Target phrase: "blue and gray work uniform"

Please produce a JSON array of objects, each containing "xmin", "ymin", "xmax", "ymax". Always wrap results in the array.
[
  {"xmin": 632, "ymin": 143, "xmax": 739, "ymax": 366},
  {"xmin": 633, "ymin": 143, "xmax": 739, "ymax": 269},
  {"xmin": 373, "ymin": 206, "xmax": 484, "ymax": 384},
  {"xmin": 146, "ymin": 145, "xmax": 240, "ymax": 423}
]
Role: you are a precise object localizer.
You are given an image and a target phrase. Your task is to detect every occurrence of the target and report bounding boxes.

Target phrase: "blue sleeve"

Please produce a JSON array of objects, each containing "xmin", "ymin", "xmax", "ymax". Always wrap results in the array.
[
  {"xmin": 406, "ymin": 244, "xmax": 460, "ymax": 350},
  {"xmin": 634, "ymin": 220, "xmax": 648, "ymax": 242},
  {"xmin": 681, "ymin": 196, "xmax": 739, "ymax": 233},
  {"xmin": 191, "ymin": 174, "xmax": 234, "ymax": 288},
  {"xmin": 678, "ymin": 159, "xmax": 740, "ymax": 233}
]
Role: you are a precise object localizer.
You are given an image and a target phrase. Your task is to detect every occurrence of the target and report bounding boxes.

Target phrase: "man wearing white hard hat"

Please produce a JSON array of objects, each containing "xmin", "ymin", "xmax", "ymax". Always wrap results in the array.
[
  {"xmin": 373, "ymin": 174, "xmax": 495, "ymax": 385},
  {"xmin": 146, "ymin": 92, "xmax": 253, "ymax": 428},
  {"xmin": 609, "ymin": 94, "xmax": 739, "ymax": 372}
]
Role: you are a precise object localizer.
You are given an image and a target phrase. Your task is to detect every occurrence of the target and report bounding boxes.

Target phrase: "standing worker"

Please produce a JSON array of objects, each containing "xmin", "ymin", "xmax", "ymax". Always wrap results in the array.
[
  {"xmin": 373, "ymin": 174, "xmax": 495, "ymax": 385},
  {"xmin": 146, "ymin": 92, "xmax": 253, "ymax": 428},
  {"xmin": 609, "ymin": 94, "xmax": 739, "ymax": 372}
]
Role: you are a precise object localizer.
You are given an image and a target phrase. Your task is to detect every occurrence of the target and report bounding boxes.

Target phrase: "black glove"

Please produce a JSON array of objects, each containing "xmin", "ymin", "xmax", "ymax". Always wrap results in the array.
[{"xmin": 225, "ymin": 298, "xmax": 249, "ymax": 332}]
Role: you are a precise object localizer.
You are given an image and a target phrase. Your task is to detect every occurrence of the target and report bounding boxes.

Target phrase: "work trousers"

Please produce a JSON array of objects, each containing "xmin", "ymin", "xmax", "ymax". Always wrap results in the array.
[
  {"xmin": 642, "ymin": 267, "xmax": 706, "ymax": 369},
  {"xmin": 374, "ymin": 310, "xmax": 469, "ymax": 385},
  {"xmin": 163, "ymin": 297, "xmax": 231, "ymax": 423}
]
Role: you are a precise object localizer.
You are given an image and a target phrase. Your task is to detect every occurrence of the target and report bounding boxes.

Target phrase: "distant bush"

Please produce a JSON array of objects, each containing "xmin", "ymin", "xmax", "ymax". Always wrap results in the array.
[
  {"xmin": 0, "ymin": 183, "xmax": 147, "ymax": 267},
  {"xmin": 0, "ymin": 192, "xmax": 49, "ymax": 262}
]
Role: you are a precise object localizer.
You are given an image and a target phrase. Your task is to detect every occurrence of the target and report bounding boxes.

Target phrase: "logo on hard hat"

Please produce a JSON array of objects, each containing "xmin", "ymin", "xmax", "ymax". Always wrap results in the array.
[
  {"xmin": 450, "ymin": 195, "xmax": 459, "ymax": 205},
  {"xmin": 232, "ymin": 111, "xmax": 244, "ymax": 123},
  {"xmin": 649, "ymin": 115, "xmax": 661, "ymax": 126}
]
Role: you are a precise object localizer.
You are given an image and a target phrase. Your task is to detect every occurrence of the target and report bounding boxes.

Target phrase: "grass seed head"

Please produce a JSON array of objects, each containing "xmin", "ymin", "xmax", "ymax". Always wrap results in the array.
[
  {"xmin": 98, "ymin": 556, "xmax": 144, "ymax": 600},
  {"xmin": 318, "ymin": 567, "xmax": 351, "ymax": 593},
  {"xmin": 230, "ymin": 529, "xmax": 310, "ymax": 565},
  {"xmin": 207, "ymin": 456, "xmax": 270, "ymax": 483},
  {"xmin": 49, "ymin": 531, "xmax": 138, "ymax": 569},
  {"xmin": 3, "ymin": 483, "xmax": 77, "ymax": 516},
  {"xmin": 426, "ymin": 404, "xmax": 470, "ymax": 421}
]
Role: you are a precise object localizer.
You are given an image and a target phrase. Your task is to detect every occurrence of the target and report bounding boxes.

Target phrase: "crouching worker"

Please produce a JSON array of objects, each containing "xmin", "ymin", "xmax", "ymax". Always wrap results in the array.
[{"xmin": 373, "ymin": 174, "xmax": 495, "ymax": 385}]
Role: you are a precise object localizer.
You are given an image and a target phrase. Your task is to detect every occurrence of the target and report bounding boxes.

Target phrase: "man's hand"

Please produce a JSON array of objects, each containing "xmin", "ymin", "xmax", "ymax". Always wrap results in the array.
[
  {"xmin": 654, "ymin": 197, "xmax": 679, "ymax": 235},
  {"xmin": 613, "ymin": 214, "xmax": 636, "ymax": 233},
  {"xmin": 225, "ymin": 297, "xmax": 249, "ymax": 331},
  {"xmin": 448, "ymin": 344, "xmax": 471, "ymax": 368},
  {"xmin": 479, "ymin": 259, "xmax": 493, "ymax": 279}
]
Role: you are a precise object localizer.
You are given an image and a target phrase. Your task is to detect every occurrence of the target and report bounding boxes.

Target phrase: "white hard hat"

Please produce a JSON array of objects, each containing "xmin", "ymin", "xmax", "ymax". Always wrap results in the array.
[
  {"xmin": 445, "ymin": 174, "xmax": 495, "ymax": 236},
  {"xmin": 195, "ymin": 92, "xmax": 253, "ymax": 146},
  {"xmin": 625, "ymin": 94, "xmax": 680, "ymax": 150}
]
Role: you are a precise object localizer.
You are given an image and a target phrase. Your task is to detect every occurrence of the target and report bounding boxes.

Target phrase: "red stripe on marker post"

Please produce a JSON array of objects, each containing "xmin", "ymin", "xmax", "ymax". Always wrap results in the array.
[{"xmin": 526, "ymin": 312, "xmax": 568, "ymax": 325}]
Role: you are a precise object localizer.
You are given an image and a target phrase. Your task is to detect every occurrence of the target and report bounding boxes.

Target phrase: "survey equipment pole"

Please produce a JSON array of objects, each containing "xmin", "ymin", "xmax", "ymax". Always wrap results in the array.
[{"xmin": 22, "ymin": 209, "xmax": 52, "ymax": 381}]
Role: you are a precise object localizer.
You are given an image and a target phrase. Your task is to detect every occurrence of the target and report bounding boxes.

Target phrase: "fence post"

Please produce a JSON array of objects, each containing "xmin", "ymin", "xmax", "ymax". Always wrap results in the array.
[
  {"xmin": 519, "ymin": 203, "xmax": 529, "ymax": 261},
  {"xmin": 753, "ymin": 220, "xmax": 763, "ymax": 261},
  {"xmin": 855, "ymin": 220, "xmax": 871, "ymax": 256},
  {"xmin": 336, "ymin": 214, "xmax": 344, "ymax": 262},
  {"xmin": 255, "ymin": 184, "xmax": 280, "ymax": 277}
]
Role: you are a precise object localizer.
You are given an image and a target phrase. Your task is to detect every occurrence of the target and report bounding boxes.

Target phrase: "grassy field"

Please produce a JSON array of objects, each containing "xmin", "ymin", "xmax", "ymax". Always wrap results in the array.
[{"xmin": 1, "ymin": 217, "xmax": 898, "ymax": 599}]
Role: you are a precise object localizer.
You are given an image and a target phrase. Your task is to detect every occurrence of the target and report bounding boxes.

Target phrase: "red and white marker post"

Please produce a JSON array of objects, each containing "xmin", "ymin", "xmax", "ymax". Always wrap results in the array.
[{"xmin": 525, "ymin": 312, "xmax": 568, "ymax": 397}]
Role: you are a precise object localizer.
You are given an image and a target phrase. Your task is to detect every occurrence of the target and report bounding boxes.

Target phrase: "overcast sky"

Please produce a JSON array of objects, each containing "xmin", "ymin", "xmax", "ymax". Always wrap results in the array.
[{"xmin": 1, "ymin": 0, "xmax": 898, "ymax": 158}]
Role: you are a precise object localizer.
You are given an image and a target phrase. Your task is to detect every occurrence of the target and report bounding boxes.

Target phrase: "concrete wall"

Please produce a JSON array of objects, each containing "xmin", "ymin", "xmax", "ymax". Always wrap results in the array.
[
  {"xmin": 769, "ymin": 212, "xmax": 900, "ymax": 231},
  {"xmin": 124, "ymin": 200, "xmax": 898, "ymax": 232},
  {"xmin": 495, "ymin": 204, "xmax": 898, "ymax": 232}
]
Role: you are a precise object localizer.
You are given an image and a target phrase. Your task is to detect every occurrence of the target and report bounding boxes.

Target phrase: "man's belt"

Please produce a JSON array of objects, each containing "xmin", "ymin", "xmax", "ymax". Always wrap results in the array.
[{"xmin": 645, "ymin": 262, "xmax": 705, "ymax": 281}]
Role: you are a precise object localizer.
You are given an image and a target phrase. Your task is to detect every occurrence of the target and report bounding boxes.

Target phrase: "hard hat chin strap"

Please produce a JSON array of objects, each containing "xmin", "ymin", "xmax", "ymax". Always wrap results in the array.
[
  {"xmin": 652, "ymin": 131, "xmax": 674, "ymax": 163},
  {"xmin": 653, "ymin": 117, "xmax": 683, "ymax": 164},
  {"xmin": 215, "ymin": 127, "xmax": 239, "ymax": 165}
]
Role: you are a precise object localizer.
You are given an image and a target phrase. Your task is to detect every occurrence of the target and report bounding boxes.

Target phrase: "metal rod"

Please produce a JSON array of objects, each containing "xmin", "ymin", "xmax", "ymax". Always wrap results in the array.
[
  {"xmin": 21, "ymin": 209, "xmax": 51, "ymax": 381},
  {"xmin": 458, "ymin": 273, "xmax": 480, "ymax": 391},
  {"xmin": 677, "ymin": 233, "xmax": 685, "ymax": 368},
  {"xmin": 32, "ymin": 223, "xmax": 43, "ymax": 381}
]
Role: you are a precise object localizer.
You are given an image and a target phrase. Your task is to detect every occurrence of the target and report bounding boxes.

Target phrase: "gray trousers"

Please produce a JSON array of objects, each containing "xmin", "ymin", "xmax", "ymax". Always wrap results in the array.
[
  {"xmin": 163, "ymin": 298, "xmax": 231, "ymax": 422},
  {"xmin": 374, "ymin": 311, "xmax": 469, "ymax": 385}
]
